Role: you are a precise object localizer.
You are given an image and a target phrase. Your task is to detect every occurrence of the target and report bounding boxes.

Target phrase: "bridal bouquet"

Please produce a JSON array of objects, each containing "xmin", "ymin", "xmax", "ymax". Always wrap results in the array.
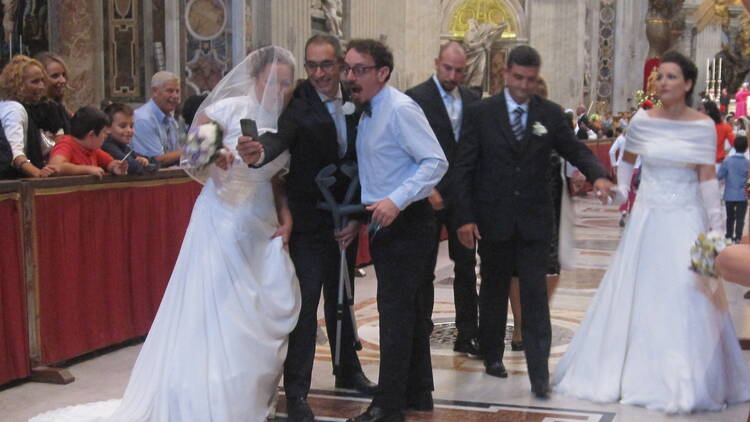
[
  {"xmin": 183, "ymin": 121, "xmax": 224, "ymax": 170},
  {"xmin": 689, "ymin": 231, "xmax": 729, "ymax": 279}
]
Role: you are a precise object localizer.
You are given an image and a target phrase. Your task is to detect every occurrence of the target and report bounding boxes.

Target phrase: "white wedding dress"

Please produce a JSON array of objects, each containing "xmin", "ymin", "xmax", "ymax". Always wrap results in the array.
[
  {"xmin": 553, "ymin": 110, "xmax": 750, "ymax": 413},
  {"xmin": 30, "ymin": 96, "xmax": 301, "ymax": 422}
]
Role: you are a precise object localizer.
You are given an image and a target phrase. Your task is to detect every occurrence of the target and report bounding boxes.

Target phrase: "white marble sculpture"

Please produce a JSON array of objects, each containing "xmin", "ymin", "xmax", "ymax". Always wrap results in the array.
[{"xmin": 464, "ymin": 19, "xmax": 507, "ymax": 89}]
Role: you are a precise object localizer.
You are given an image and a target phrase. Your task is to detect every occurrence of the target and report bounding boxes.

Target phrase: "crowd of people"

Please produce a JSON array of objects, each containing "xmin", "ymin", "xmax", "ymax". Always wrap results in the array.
[{"xmin": 16, "ymin": 36, "xmax": 750, "ymax": 422}]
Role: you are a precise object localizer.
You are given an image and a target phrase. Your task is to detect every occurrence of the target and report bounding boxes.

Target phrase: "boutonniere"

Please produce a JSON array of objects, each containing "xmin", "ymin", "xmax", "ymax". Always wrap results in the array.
[
  {"xmin": 342, "ymin": 101, "xmax": 355, "ymax": 115},
  {"xmin": 532, "ymin": 121, "xmax": 548, "ymax": 136}
]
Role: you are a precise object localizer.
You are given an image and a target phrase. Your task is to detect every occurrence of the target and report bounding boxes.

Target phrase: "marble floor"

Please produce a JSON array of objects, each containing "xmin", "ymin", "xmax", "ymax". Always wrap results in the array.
[{"xmin": 2, "ymin": 194, "xmax": 750, "ymax": 422}]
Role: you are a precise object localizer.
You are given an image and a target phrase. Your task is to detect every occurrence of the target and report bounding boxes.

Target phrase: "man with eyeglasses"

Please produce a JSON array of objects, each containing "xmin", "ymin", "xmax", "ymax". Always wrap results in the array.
[
  {"xmin": 343, "ymin": 39, "xmax": 447, "ymax": 422},
  {"xmin": 405, "ymin": 41, "xmax": 481, "ymax": 359},
  {"xmin": 241, "ymin": 34, "xmax": 376, "ymax": 422}
]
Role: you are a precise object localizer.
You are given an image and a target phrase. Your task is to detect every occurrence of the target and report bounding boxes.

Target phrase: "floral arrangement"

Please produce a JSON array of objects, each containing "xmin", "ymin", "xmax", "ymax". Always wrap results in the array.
[
  {"xmin": 183, "ymin": 121, "xmax": 224, "ymax": 170},
  {"xmin": 689, "ymin": 231, "xmax": 729, "ymax": 279}
]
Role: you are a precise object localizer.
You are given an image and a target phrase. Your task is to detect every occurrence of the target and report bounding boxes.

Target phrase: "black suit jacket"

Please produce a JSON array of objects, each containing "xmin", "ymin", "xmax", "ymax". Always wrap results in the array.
[
  {"xmin": 258, "ymin": 80, "xmax": 361, "ymax": 233},
  {"xmin": 405, "ymin": 78, "xmax": 479, "ymax": 201},
  {"xmin": 451, "ymin": 91, "xmax": 606, "ymax": 242}
]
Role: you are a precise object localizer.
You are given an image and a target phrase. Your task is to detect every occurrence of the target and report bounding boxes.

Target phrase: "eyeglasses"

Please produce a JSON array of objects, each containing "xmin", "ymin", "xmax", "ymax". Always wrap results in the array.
[
  {"xmin": 304, "ymin": 60, "xmax": 336, "ymax": 71},
  {"xmin": 342, "ymin": 65, "xmax": 378, "ymax": 77}
]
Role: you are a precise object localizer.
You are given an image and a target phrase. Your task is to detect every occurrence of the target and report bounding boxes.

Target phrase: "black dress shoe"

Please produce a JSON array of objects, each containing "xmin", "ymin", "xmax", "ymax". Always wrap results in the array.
[
  {"xmin": 483, "ymin": 359, "xmax": 508, "ymax": 378},
  {"xmin": 406, "ymin": 390, "xmax": 433, "ymax": 411},
  {"xmin": 286, "ymin": 396, "xmax": 315, "ymax": 422},
  {"xmin": 335, "ymin": 371, "xmax": 378, "ymax": 394},
  {"xmin": 510, "ymin": 341, "xmax": 524, "ymax": 351},
  {"xmin": 346, "ymin": 405, "xmax": 404, "ymax": 422},
  {"xmin": 744, "ymin": 290, "xmax": 750, "ymax": 300},
  {"xmin": 531, "ymin": 381, "xmax": 551, "ymax": 399},
  {"xmin": 453, "ymin": 336, "xmax": 481, "ymax": 356}
]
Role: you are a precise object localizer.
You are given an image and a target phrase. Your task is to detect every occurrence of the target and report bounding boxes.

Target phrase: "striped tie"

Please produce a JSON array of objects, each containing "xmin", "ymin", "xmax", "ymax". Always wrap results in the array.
[{"xmin": 512, "ymin": 106, "xmax": 525, "ymax": 142}]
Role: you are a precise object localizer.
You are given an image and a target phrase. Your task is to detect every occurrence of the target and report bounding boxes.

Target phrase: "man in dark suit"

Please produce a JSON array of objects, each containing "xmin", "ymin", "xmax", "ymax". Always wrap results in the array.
[
  {"xmin": 405, "ymin": 41, "xmax": 481, "ymax": 356},
  {"xmin": 240, "ymin": 34, "xmax": 376, "ymax": 422},
  {"xmin": 451, "ymin": 45, "xmax": 614, "ymax": 398}
]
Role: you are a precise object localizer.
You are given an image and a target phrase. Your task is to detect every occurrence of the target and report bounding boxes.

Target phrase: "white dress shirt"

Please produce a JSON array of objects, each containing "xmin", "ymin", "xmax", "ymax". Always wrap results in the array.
[
  {"xmin": 432, "ymin": 75, "xmax": 463, "ymax": 140},
  {"xmin": 317, "ymin": 85, "xmax": 348, "ymax": 157},
  {"xmin": 356, "ymin": 86, "xmax": 447, "ymax": 210}
]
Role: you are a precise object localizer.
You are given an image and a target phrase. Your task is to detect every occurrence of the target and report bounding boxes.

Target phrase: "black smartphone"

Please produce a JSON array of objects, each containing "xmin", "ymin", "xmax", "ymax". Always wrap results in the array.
[{"xmin": 240, "ymin": 119, "xmax": 258, "ymax": 138}]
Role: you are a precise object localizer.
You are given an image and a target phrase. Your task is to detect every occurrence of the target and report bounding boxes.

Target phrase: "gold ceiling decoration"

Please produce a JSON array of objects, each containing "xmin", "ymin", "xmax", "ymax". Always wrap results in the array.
[{"xmin": 450, "ymin": 0, "xmax": 517, "ymax": 39}]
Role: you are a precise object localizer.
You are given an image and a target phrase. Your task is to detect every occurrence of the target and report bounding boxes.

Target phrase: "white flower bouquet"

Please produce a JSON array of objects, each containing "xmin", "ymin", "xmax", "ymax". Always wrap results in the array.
[
  {"xmin": 183, "ymin": 121, "xmax": 224, "ymax": 171},
  {"xmin": 689, "ymin": 231, "xmax": 729, "ymax": 279}
]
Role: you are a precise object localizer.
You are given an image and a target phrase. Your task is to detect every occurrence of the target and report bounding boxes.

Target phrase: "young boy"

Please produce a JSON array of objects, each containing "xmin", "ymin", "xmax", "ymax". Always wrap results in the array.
[
  {"xmin": 48, "ymin": 106, "xmax": 128, "ymax": 178},
  {"xmin": 718, "ymin": 135, "xmax": 749, "ymax": 243},
  {"xmin": 102, "ymin": 103, "xmax": 159, "ymax": 174}
]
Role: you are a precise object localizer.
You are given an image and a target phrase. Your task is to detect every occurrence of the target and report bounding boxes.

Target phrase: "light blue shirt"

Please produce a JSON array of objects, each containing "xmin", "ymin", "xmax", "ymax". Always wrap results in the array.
[
  {"xmin": 432, "ymin": 75, "xmax": 463, "ymax": 140},
  {"xmin": 356, "ymin": 86, "xmax": 447, "ymax": 210},
  {"xmin": 132, "ymin": 99, "xmax": 180, "ymax": 157},
  {"xmin": 718, "ymin": 153, "xmax": 749, "ymax": 202},
  {"xmin": 504, "ymin": 87, "xmax": 528, "ymax": 128}
]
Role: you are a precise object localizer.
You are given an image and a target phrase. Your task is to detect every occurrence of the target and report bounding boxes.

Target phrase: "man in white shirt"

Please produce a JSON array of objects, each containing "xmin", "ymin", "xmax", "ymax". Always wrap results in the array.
[
  {"xmin": 609, "ymin": 126, "xmax": 641, "ymax": 226},
  {"xmin": 343, "ymin": 39, "xmax": 447, "ymax": 422}
]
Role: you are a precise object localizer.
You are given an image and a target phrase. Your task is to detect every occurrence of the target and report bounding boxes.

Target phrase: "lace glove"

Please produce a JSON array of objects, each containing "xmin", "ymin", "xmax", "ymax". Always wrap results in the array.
[
  {"xmin": 699, "ymin": 178, "xmax": 724, "ymax": 234},
  {"xmin": 611, "ymin": 160, "xmax": 634, "ymax": 206}
]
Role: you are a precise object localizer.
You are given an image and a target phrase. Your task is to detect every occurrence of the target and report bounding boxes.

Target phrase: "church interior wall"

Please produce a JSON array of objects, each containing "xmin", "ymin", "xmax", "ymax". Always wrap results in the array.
[{"xmin": 7, "ymin": 1, "xmax": 744, "ymax": 113}]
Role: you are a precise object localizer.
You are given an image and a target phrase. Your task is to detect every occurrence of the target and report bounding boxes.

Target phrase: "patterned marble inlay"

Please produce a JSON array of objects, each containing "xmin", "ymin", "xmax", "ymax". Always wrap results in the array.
[
  {"xmin": 596, "ymin": 0, "xmax": 616, "ymax": 113},
  {"xmin": 105, "ymin": 0, "xmax": 143, "ymax": 100},
  {"xmin": 275, "ymin": 390, "xmax": 617, "ymax": 421},
  {"xmin": 183, "ymin": 0, "xmax": 230, "ymax": 96}
]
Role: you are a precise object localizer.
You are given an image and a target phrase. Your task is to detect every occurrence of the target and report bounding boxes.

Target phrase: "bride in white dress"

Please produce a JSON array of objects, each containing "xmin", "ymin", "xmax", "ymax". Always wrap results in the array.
[
  {"xmin": 30, "ymin": 46, "xmax": 301, "ymax": 422},
  {"xmin": 553, "ymin": 52, "xmax": 750, "ymax": 413}
]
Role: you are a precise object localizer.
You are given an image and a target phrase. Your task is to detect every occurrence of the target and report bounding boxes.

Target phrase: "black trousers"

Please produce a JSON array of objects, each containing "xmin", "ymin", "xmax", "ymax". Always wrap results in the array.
[
  {"xmin": 283, "ymin": 227, "xmax": 362, "ymax": 399},
  {"xmin": 477, "ymin": 233, "xmax": 551, "ymax": 386},
  {"xmin": 726, "ymin": 200, "xmax": 748, "ymax": 242},
  {"xmin": 370, "ymin": 199, "xmax": 436, "ymax": 410},
  {"xmin": 429, "ymin": 208, "xmax": 477, "ymax": 338}
]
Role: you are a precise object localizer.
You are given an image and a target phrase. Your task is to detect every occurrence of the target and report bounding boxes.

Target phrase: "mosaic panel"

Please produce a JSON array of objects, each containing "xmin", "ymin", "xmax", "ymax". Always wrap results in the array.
[
  {"xmin": 596, "ymin": 0, "xmax": 616, "ymax": 113},
  {"xmin": 104, "ymin": 0, "xmax": 143, "ymax": 101},
  {"xmin": 182, "ymin": 0, "xmax": 231, "ymax": 97}
]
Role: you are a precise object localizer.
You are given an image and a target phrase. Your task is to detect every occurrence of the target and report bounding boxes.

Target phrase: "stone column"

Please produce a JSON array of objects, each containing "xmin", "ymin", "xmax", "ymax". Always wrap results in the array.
[
  {"xmin": 48, "ymin": 0, "xmax": 105, "ymax": 110},
  {"xmin": 348, "ymin": 0, "xmax": 439, "ymax": 91},
  {"xmin": 270, "ymin": 0, "xmax": 311, "ymax": 80},
  {"xmin": 612, "ymin": 0, "xmax": 649, "ymax": 112},
  {"xmin": 529, "ymin": 0, "xmax": 586, "ymax": 108}
]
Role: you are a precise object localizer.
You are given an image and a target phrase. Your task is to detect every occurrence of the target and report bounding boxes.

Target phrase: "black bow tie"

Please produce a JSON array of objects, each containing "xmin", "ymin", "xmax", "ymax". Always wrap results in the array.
[{"xmin": 357, "ymin": 101, "xmax": 372, "ymax": 117}]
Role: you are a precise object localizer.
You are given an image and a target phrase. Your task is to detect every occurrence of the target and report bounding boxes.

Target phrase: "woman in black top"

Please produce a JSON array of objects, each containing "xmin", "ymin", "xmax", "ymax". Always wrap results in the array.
[{"xmin": 31, "ymin": 52, "xmax": 72, "ymax": 137}]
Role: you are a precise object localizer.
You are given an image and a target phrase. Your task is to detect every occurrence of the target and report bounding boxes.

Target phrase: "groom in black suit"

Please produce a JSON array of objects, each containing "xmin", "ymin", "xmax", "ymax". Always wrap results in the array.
[
  {"xmin": 405, "ymin": 41, "xmax": 481, "ymax": 356},
  {"xmin": 451, "ymin": 45, "xmax": 614, "ymax": 398},
  {"xmin": 241, "ymin": 34, "xmax": 376, "ymax": 422}
]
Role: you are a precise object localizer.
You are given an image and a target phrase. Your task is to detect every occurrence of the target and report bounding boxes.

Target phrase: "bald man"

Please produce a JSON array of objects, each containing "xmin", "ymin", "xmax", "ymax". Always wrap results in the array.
[{"xmin": 406, "ymin": 41, "xmax": 481, "ymax": 358}]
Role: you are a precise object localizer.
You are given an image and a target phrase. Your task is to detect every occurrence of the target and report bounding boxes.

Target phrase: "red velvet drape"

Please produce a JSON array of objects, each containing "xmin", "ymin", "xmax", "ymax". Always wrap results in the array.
[
  {"xmin": 0, "ymin": 195, "xmax": 30, "ymax": 384},
  {"xmin": 34, "ymin": 180, "xmax": 202, "ymax": 364}
]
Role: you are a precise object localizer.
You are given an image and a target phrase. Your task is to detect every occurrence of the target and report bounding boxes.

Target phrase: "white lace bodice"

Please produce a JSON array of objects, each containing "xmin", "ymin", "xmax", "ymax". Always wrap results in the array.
[{"xmin": 636, "ymin": 158, "xmax": 702, "ymax": 209}]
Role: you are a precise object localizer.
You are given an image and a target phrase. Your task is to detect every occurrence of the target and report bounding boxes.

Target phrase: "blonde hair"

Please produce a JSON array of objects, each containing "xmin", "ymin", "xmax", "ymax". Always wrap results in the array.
[
  {"xmin": 0, "ymin": 55, "xmax": 46, "ymax": 101},
  {"xmin": 34, "ymin": 51, "xmax": 68, "ymax": 76}
]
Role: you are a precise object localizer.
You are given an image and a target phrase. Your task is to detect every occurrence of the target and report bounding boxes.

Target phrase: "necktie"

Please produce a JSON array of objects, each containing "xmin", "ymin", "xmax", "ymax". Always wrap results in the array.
[
  {"xmin": 445, "ymin": 92, "xmax": 460, "ymax": 140},
  {"xmin": 512, "ymin": 106, "xmax": 525, "ymax": 142}
]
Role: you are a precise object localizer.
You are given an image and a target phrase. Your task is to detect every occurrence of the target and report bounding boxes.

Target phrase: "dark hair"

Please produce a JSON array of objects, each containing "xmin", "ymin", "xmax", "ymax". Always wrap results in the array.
[
  {"xmin": 702, "ymin": 99, "xmax": 721, "ymax": 124},
  {"xmin": 250, "ymin": 46, "xmax": 296, "ymax": 78},
  {"xmin": 735, "ymin": 135, "xmax": 748, "ymax": 153},
  {"xmin": 103, "ymin": 102, "xmax": 133, "ymax": 122},
  {"xmin": 181, "ymin": 94, "xmax": 207, "ymax": 126},
  {"xmin": 346, "ymin": 39, "xmax": 393, "ymax": 82},
  {"xmin": 615, "ymin": 126, "xmax": 623, "ymax": 135},
  {"xmin": 507, "ymin": 45, "xmax": 542, "ymax": 68},
  {"xmin": 659, "ymin": 50, "xmax": 698, "ymax": 105},
  {"xmin": 305, "ymin": 34, "xmax": 343, "ymax": 59},
  {"xmin": 70, "ymin": 106, "xmax": 110, "ymax": 139}
]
